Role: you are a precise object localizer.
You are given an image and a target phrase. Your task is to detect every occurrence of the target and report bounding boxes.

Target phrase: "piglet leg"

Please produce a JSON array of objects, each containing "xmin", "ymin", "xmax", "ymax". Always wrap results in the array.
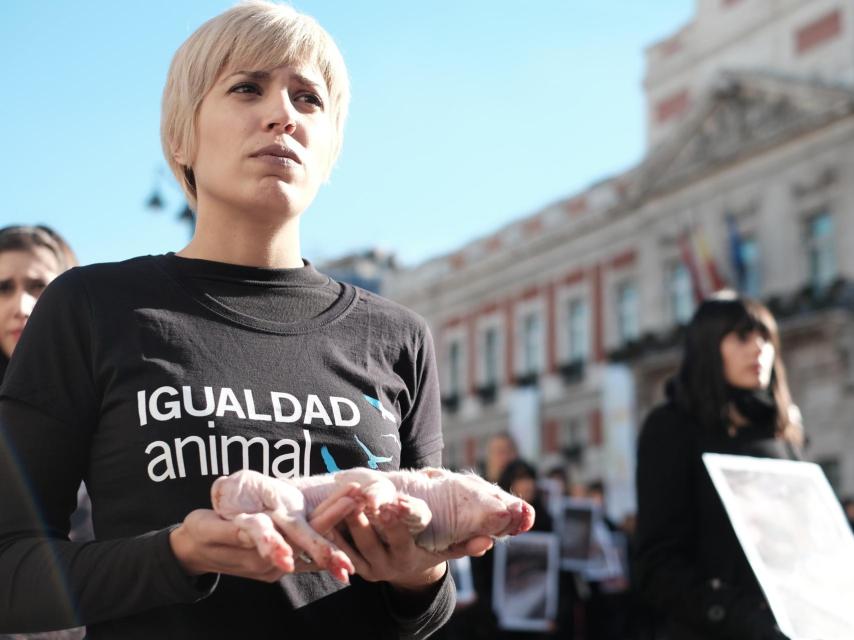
[
  {"xmin": 232, "ymin": 512, "xmax": 293, "ymax": 571},
  {"xmin": 268, "ymin": 481, "xmax": 363, "ymax": 583},
  {"xmin": 375, "ymin": 494, "xmax": 432, "ymax": 540}
]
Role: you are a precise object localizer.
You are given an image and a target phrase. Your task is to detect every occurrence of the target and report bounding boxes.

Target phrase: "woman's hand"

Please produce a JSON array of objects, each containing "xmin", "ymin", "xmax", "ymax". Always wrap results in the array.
[
  {"xmin": 327, "ymin": 496, "xmax": 494, "ymax": 593},
  {"xmin": 170, "ymin": 483, "xmax": 364, "ymax": 582},
  {"xmin": 170, "ymin": 509, "xmax": 287, "ymax": 582}
]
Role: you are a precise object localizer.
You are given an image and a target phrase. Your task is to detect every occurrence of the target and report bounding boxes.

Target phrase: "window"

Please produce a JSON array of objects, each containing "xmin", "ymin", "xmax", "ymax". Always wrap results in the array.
[
  {"xmin": 566, "ymin": 418, "xmax": 587, "ymax": 446},
  {"xmin": 616, "ymin": 281, "xmax": 640, "ymax": 343},
  {"xmin": 667, "ymin": 262, "xmax": 693, "ymax": 325},
  {"xmin": 740, "ymin": 237, "xmax": 761, "ymax": 298},
  {"xmin": 808, "ymin": 212, "xmax": 836, "ymax": 290},
  {"xmin": 567, "ymin": 298, "xmax": 589, "ymax": 362},
  {"xmin": 483, "ymin": 326, "xmax": 499, "ymax": 387},
  {"xmin": 521, "ymin": 312, "xmax": 541, "ymax": 374},
  {"xmin": 448, "ymin": 341, "xmax": 461, "ymax": 397}
]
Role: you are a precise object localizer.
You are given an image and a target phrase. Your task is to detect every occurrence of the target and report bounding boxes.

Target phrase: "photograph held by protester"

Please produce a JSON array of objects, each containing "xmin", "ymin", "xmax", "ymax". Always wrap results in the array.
[
  {"xmin": 635, "ymin": 292, "xmax": 801, "ymax": 640},
  {"xmin": 0, "ymin": 2, "xmax": 493, "ymax": 636}
]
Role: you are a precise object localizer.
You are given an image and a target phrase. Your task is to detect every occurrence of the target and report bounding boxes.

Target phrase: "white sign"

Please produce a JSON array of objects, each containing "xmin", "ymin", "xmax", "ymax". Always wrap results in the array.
[
  {"xmin": 508, "ymin": 386, "xmax": 540, "ymax": 461},
  {"xmin": 703, "ymin": 454, "xmax": 854, "ymax": 640},
  {"xmin": 601, "ymin": 364, "xmax": 636, "ymax": 522}
]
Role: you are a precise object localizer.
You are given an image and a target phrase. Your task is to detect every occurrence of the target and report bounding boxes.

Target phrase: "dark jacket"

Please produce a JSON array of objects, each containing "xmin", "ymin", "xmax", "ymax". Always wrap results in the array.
[{"xmin": 635, "ymin": 400, "xmax": 798, "ymax": 640}]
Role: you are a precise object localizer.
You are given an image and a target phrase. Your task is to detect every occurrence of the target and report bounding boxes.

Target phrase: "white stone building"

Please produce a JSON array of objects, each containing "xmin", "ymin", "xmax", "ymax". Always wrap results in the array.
[{"xmin": 386, "ymin": 0, "xmax": 854, "ymax": 499}]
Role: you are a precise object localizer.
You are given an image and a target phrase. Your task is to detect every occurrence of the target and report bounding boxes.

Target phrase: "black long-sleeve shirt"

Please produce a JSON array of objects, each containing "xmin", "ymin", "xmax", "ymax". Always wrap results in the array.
[
  {"xmin": 0, "ymin": 255, "xmax": 454, "ymax": 638},
  {"xmin": 635, "ymin": 401, "xmax": 798, "ymax": 640}
]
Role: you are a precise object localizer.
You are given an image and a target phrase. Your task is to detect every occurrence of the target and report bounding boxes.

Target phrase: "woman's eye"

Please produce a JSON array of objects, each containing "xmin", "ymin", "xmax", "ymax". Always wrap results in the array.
[
  {"xmin": 0, "ymin": 280, "xmax": 12, "ymax": 296},
  {"xmin": 297, "ymin": 92, "xmax": 324, "ymax": 109},
  {"xmin": 229, "ymin": 82, "xmax": 261, "ymax": 95}
]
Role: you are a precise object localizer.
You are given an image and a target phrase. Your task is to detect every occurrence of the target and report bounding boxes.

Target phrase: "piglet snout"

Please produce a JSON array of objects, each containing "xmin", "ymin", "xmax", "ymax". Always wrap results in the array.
[
  {"xmin": 483, "ymin": 500, "xmax": 536, "ymax": 538},
  {"xmin": 511, "ymin": 501, "xmax": 536, "ymax": 535}
]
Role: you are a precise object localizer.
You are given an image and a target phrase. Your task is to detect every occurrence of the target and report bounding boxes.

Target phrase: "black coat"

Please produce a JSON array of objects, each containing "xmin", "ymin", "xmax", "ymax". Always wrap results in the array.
[{"xmin": 635, "ymin": 401, "xmax": 798, "ymax": 640}]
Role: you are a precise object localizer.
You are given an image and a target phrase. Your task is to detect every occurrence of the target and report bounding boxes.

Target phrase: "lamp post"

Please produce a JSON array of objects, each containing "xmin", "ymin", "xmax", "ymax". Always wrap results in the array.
[{"xmin": 145, "ymin": 167, "xmax": 195, "ymax": 236}]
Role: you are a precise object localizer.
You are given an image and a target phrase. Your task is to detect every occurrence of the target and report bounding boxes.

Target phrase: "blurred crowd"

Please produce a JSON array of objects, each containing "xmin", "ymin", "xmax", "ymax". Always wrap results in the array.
[{"xmin": 436, "ymin": 433, "xmax": 655, "ymax": 640}]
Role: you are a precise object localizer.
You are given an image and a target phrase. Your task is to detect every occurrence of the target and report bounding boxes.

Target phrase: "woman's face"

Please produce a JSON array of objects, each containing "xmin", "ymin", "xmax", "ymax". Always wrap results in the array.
[
  {"xmin": 487, "ymin": 436, "xmax": 517, "ymax": 476},
  {"xmin": 510, "ymin": 477, "xmax": 537, "ymax": 504},
  {"xmin": 0, "ymin": 248, "xmax": 60, "ymax": 358},
  {"xmin": 720, "ymin": 329, "xmax": 776, "ymax": 390},
  {"xmin": 188, "ymin": 62, "xmax": 335, "ymax": 220}
]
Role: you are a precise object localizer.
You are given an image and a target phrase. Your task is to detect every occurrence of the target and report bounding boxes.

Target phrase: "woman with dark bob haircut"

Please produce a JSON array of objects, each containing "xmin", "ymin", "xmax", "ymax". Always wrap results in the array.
[{"xmin": 635, "ymin": 292, "xmax": 800, "ymax": 640}]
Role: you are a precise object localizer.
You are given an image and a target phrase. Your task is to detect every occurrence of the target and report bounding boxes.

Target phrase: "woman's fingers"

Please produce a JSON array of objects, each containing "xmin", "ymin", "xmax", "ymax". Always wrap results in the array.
[
  {"xmin": 308, "ymin": 495, "xmax": 359, "ymax": 535},
  {"xmin": 311, "ymin": 482, "xmax": 361, "ymax": 521},
  {"xmin": 440, "ymin": 536, "xmax": 494, "ymax": 560},
  {"xmin": 346, "ymin": 511, "xmax": 384, "ymax": 557},
  {"xmin": 377, "ymin": 505, "xmax": 418, "ymax": 550},
  {"xmin": 327, "ymin": 527, "xmax": 369, "ymax": 576},
  {"xmin": 171, "ymin": 509, "xmax": 292, "ymax": 580}
]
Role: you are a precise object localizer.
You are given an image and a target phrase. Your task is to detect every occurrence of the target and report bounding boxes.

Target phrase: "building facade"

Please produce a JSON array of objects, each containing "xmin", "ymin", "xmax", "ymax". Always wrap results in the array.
[{"xmin": 386, "ymin": 0, "xmax": 854, "ymax": 501}]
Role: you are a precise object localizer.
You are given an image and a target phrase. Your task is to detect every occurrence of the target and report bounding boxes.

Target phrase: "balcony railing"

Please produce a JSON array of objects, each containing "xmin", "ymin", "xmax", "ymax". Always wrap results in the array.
[
  {"xmin": 475, "ymin": 383, "xmax": 498, "ymax": 404},
  {"xmin": 558, "ymin": 359, "xmax": 585, "ymax": 384}
]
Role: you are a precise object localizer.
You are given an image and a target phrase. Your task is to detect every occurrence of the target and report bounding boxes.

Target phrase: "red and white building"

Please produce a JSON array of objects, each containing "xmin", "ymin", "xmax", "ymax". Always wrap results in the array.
[{"xmin": 386, "ymin": 0, "xmax": 854, "ymax": 497}]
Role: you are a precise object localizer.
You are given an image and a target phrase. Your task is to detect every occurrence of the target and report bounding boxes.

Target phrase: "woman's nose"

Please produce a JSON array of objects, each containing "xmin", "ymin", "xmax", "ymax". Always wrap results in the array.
[
  {"xmin": 265, "ymin": 91, "xmax": 298, "ymax": 134},
  {"xmin": 13, "ymin": 290, "xmax": 37, "ymax": 318}
]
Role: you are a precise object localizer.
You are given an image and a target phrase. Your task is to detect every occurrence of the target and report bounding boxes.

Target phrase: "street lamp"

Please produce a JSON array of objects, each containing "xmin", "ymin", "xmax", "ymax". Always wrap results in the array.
[{"xmin": 145, "ymin": 167, "xmax": 195, "ymax": 236}]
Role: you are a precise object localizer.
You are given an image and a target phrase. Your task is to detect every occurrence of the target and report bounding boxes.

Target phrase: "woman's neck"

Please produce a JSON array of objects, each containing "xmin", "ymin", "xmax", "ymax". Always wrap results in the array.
[
  {"xmin": 727, "ymin": 405, "xmax": 749, "ymax": 428},
  {"xmin": 178, "ymin": 201, "xmax": 303, "ymax": 269}
]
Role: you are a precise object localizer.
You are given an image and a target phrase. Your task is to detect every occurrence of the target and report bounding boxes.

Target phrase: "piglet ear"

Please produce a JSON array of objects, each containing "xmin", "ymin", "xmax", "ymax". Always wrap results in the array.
[{"xmin": 420, "ymin": 467, "xmax": 449, "ymax": 479}]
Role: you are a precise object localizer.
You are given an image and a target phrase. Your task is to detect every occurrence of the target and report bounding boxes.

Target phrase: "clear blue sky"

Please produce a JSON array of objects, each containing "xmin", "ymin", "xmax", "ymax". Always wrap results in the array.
[{"xmin": 1, "ymin": 1, "xmax": 693, "ymax": 267}]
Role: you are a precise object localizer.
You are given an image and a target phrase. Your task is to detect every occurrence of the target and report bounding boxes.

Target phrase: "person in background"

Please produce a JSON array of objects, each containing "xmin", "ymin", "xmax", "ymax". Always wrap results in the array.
[
  {"xmin": 483, "ymin": 432, "xmax": 519, "ymax": 483},
  {"xmin": 543, "ymin": 464, "xmax": 571, "ymax": 501},
  {"xmin": 636, "ymin": 292, "xmax": 800, "ymax": 640},
  {"xmin": 0, "ymin": 225, "xmax": 76, "ymax": 380},
  {"xmin": 0, "ymin": 225, "xmax": 85, "ymax": 640},
  {"xmin": 445, "ymin": 433, "xmax": 520, "ymax": 640},
  {"xmin": 498, "ymin": 459, "xmax": 553, "ymax": 533},
  {"xmin": 496, "ymin": 459, "xmax": 556, "ymax": 640}
]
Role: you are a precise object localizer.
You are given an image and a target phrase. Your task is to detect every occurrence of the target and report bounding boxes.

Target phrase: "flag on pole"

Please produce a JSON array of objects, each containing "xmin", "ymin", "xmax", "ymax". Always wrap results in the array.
[
  {"xmin": 726, "ymin": 215, "xmax": 747, "ymax": 292},
  {"xmin": 678, "ymin": 228, "xmax": 705, "ymax": 304},
  {"xmin": 693, "ymin": 226, "xmax": 727, "ymax": 293}
]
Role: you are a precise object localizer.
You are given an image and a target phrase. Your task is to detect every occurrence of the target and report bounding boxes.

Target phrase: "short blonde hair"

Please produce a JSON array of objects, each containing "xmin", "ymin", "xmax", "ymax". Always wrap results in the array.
[{"xmin": 161, "ymin": 1, "xmax": 350, "ymax": 209}]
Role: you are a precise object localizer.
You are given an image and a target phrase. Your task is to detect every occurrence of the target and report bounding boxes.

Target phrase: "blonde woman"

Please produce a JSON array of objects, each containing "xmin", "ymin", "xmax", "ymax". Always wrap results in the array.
[{"xmin": 0, "ymin": 3, "xmax": 489, "ymax": 636}]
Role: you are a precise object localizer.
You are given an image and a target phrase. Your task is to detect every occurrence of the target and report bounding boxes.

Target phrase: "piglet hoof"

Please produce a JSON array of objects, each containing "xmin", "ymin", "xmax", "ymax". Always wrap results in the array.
[
  {"xmin": 232, "ymin": 513, "xmax": 294, "ymax": 571},
  {"xmin": 507, "ymin": 501, "xmax": 536, "ymax": 535},
  {"xmin": 393, "ymin": 494, "xmax": 432, "ymax": 536}
]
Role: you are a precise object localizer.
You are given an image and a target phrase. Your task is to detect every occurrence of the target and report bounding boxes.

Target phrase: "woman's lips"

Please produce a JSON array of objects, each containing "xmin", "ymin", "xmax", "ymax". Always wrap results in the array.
[{"xmin": 253, "ymin": 154, "xmax": 299, "ymax": 168}]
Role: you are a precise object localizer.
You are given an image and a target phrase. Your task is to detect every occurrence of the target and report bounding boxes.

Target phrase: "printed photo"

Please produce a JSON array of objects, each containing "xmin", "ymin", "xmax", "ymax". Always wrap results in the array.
[
  {"xmin": 492, "ymin": 532, "xmax": 560, "ymax": 632},
  {"xmin": 704, "ymin": 453, "xmax": 854, "ymax": 640}
]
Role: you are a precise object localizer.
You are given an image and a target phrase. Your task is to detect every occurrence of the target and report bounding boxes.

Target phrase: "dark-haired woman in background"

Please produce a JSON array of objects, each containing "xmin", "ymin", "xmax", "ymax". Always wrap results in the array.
[
  {"xmin": 635, "ymin": 292, "xmax": 800, "ymax": 640},
  {"xmin": 498, "ymin": 459, "xmax": 553, "ymax": 533}
]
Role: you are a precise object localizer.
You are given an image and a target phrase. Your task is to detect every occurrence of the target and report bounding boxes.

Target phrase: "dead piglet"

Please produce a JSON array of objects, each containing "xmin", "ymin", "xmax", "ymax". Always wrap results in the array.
[
  {"xmin": 211, "ymin": 470, "xmax": 363, "ymax": 583},
  {"xmin": 329, "ymin": 467, "xmax": 433, "ymax": 538},
  {"xmin": 212, "ymin": 467, "xmax": 535, "ymax": 581},
  {"xmin": 381, "ymin": 468, "xmax": 536, "ymax": 552}
]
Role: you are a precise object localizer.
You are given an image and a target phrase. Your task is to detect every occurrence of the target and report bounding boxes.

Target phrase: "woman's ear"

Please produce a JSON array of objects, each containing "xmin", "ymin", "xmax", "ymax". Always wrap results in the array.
[{"xmin": 172, "ymin": 146, "xmax": 189, "ymax": 166}]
